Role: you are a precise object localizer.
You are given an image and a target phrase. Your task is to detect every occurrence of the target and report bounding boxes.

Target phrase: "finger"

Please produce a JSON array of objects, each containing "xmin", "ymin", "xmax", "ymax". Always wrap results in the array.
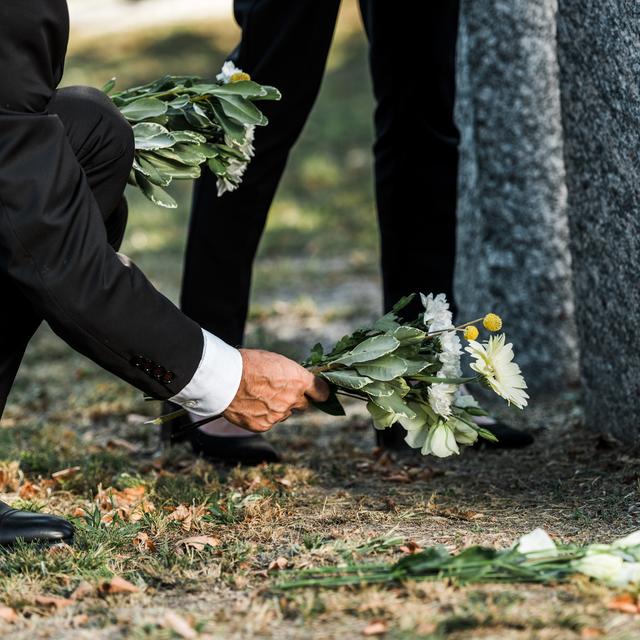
[
  {"xmin": 304, "ymin": 375, "xmax": 330, "ymax": 403},
  {"xmin": 292, "ymin": 396, "xmax": 310, "ymax": 412}
]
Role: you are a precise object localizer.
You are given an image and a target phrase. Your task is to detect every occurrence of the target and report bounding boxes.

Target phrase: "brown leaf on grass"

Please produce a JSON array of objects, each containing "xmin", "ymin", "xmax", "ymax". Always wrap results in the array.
[
  {"xmin": 95, "ymin": 485, "xmax": 155, "ymax": 524},
  {"xmin": 175, "ymin": 536, "xmax": 220, "ymax": 552},
  {"xmin": 133, "ymin": 532, "xmax": 156, "ymax": 553},
  {"xmin": 607, "ymin": 593, "xmax": 639, "ymax": 614},
  {"xmin": 268, "ymin": 557, "xmax": 289, "ymax": 572},
  {"xmin": 106, "ymin": 438, "xmax": 141, "ymax": 453},
  {"xmin": 581, "ymin": 628, "xmax": 605, "ymax": 638},
  {"xmin": 18, "ymin": 481, "xmax": 40, "ymax": 500},
  {"xmin": 70, "ymin": 581, "xmax": 94, "ymax": 601},
  {"xmin": 46, "ymin": 543, "xmax": 73, "ymax": 557},
  {"xmin": 363, "ymin": 620, "xmax": 388, "ymax": 636},
  {"xmin": 99, "ymin": 576, "xmax": 140, "ymax": 595},
  {"xmin": 399, "ymin": 540, "xmax": 423, "ymax": 554},
  {"xmin": 51, "ymin": 466, "xmax": 81, "ymax": 481},
  {"xmin": 0, "ymin": 606, "xmax": 17, "ymax": 624},
  {"xmin": 167, "ymin": 504, "xmax": 207, "ymax": 532},
  {"xmin": 34, "ymin": 595, "xmax": 74, "ymax": 610},
  {"xmin": 0, "ymin": 461, "xmax": 21, "ymax": 492},
  {"xmin": 162, "ymin": 611, "xmax": 197, "ymax": 639},
  {"xmin": 384, "ymin": 471, "xmax": 411, "ymax": 483}
]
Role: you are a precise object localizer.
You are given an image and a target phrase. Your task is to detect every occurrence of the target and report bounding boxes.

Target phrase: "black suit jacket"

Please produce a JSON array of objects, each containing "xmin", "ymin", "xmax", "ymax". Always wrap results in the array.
[{"xmin": 0, "ymin": 0, "xmax": 204, "ymax": 399}]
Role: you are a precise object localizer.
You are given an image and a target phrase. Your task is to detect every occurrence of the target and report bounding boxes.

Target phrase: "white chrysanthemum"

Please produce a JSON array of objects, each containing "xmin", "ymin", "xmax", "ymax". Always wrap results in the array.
[
  {"xmin": 428, "ymin": 383, "xmax": 455, "ymax": 419},
  {"xmin": 217, "ymin": 60, "xmax": 243, "ymax": 84},
  {"xmin": 217, "ymin": 127, "xmax": 256, "ymax": 196},
  {"xmin": 465, "ymin": 334, "xmax": 529, "ymax": 409},
  {"xmin": 421, "ymin": 293, "xmax": 452, "ymax": 332}
]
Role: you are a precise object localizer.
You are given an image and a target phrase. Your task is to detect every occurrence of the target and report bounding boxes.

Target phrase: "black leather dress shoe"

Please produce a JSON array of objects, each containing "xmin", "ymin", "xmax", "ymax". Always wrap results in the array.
[
  {"xmin": 0, "ymin": 501, "xmax": 74, "ymax": 547},
  {"xmin": 375, "ymin": 421, "xmax": 535, "ymax": 451},
  {"xmin": 161, "ymin": 403, "xmax": 281, "ymax": 466}
]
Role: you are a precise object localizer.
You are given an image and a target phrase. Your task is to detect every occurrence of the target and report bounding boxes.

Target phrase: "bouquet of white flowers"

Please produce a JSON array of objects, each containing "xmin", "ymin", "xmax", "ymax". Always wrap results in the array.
[
  {"xmin": 105, "ymin": 62, "xmax": 280, "ymax": 207},
  {"xmin": 305, "ymin": 292, "xmax": 529, "ymax": 458}
]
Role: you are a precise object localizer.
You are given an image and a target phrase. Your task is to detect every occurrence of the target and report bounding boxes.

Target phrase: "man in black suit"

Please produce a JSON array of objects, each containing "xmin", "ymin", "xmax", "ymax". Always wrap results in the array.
[
  {"xmin": 177, "ymin": 1, "xmax": 533, "ymax": 461},
  {"xmin": 0, "ymin": 0, "xmax": 328, "ymax": 546}
]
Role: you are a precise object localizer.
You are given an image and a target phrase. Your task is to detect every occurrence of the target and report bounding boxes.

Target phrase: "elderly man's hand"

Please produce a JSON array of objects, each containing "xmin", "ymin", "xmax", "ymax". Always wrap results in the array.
[{"xmin": 223, "ymin": 349, "xmax": 330, "ymax": 432}]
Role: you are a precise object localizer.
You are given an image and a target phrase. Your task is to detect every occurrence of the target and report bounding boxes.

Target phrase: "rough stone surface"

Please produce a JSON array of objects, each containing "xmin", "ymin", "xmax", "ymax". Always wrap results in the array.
[
  {"xmin": 455, "ymin": 0, "xmax": 579, "ymax": 393},
  {"xmin": 557, "ymin": 1, "xmax": 640, "ymax": 441}
]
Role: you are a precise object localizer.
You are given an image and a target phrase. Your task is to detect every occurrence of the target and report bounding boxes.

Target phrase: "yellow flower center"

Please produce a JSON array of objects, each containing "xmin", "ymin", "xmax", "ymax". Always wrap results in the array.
[
  {"xmin": 463, "ymin": 325, "xmax": 479, "ymax": 341},
  {"xmin": 230, "ymin": 72, "xmax": 251, "ymax": 83},
  {"xmin": 483, "ymin": 313, "xmax": 503, "ymax": 332}
]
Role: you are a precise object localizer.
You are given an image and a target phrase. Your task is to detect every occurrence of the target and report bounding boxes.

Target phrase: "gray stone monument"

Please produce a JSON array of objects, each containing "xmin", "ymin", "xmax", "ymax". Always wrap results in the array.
[
  {"xmin": 557, "ymin": 2, "xmax": 640, "ymax": 441},
  {"xmin": 455, "ymin": 0, "xmax": 579, "ymax": 394}
]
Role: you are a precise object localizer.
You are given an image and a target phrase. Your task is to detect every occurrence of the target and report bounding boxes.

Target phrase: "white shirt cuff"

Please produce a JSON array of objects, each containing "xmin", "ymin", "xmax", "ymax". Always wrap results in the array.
[{"xmin": 170, "ymin": 329, "xmax": 243, "ymax": 417}]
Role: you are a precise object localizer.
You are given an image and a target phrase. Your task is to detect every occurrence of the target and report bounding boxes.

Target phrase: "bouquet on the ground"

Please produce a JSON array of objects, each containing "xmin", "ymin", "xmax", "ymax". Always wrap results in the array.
[
  {"xmin": 105, "ymin": 62, "xmax": 280, "ymax": 207},
  {"xmin": 304, "ymin": 292, "xmax": 529, "ymax": 458},
  {"xmin": 277, "ymin": 528, "xmax": 640, "ymax": 590}
]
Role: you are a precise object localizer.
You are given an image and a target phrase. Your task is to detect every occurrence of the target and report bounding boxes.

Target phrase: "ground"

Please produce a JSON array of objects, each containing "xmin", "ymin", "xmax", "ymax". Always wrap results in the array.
[{"xmin": 1, "ymin": 5, "xmax": 640, "ymax": 639}]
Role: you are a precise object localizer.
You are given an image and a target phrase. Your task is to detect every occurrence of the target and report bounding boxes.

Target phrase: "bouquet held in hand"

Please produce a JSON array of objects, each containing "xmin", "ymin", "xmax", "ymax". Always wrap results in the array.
[{"xmin": 305, "ymin": 292, "xmax": 528, "ymax": 458}]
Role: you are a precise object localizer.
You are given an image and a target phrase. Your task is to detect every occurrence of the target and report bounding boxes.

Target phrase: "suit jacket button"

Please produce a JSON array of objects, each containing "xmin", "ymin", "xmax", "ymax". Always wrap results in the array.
[
  {"xmin": 153, "ymin": 366, "xmax": 166, "ymax": 380},
  {"xmin": 131, "ymin": 356, "xmax": 144, "ymax": 368},
  {"xmin": 162, "ymin": 371, "xmax": 175, "ymax": 384}
]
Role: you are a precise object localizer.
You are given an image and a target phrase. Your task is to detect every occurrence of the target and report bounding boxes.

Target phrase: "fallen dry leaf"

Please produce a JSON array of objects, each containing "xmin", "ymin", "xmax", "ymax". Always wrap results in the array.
[
  {"xmin": 167, "ymin": 504, "xmax": 207, "ymax": 532},
  {"xmin": 99, "ymin": 576, "xmax": 140, "ymax": 595},
  {"xmin": 607, "ymin": 593, "xmax": 639, "ymax": 614},
  {"xmin": 0, "ymin": 606, "xmax": 17, "ymax": 624},
  {"xmin": 581, "ymin": 628, "xmax": 605, "ymax": 638},
  {"xmin": 163, "ymin": 611, "xmax": 197, "ymax": 639},
  {"xmin": 51, "ymin": 466, "xmax": 81, "ymax": 481},
  {"xmin": 72, "ymin": 507, "xmax": 86, "ymax": 517},
  {"xmin": 70, "ymin": 581, "xmax": 94, "ymax": 601},
  {"xmin": 268, "ymin": 556, "xmax": 289, "ymax": 572},
  {"xmin": 0, "ymin": 461, "xmax": 21, "ymax": 492},
  {"xmin": 106, "ymin": 438, "xmax": 141, "ymax": 453},
  {"xmin": 95, "ymin": 484, "xmax": 155, "ymax": 524},
  {"xmin": 34, "ymin": 595, "xmax": 74, "ymax": 610},
  {"xmin": 399, "ymin": 541, "xmax": 423, "ymax": 554},
  {"xmin": 133, "ymin": 532, "xmax": 157, "ymax": 553},
  {"xmin": 18, "ymin": 481, "xmax": 40, "ymax": 500},
  {"xmin": 363, "ymin": 620, "xmax": 388, "ymax": 636},
  {"xmin": 175, "ymin": 535, "xmax": 220, "ymax": 552}
]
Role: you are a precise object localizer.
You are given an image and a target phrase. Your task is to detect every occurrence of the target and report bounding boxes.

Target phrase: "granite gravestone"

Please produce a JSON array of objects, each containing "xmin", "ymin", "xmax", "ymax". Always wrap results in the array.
[{"xmin": 455, "ymin": 0, "xmax": 579, "ymax": 394}]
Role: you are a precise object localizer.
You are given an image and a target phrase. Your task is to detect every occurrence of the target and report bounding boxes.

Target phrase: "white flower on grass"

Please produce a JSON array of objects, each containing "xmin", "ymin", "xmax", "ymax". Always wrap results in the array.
[
  {"xmin": 465, "ymin": 334, "xmax": 529, "ymax": 409},
  {"xmin": 572, "ymin": 552, "xmax": 625, "ymax": 584},
  {"xmin": 515, "ymin": 528, "xmax": 558, "ymax": 556}
]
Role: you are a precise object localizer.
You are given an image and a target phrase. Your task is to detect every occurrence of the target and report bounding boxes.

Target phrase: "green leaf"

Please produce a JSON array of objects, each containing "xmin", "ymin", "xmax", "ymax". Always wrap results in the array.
[
  {"xmin": 155, "ymin": 143, "xmax": 207, "ymax": 167},
  {"xmin": 322, "ymin": 370, "xmax": 372, "ymax": 390},
  {"xmin": 134, "ymin": 155, "xmax": 172, "ymax": 187},
  {"xmin": 144, "ymin": 152, "xmax": 202, "ymax": 179},
  {"xmin": 120, "ymin": 97, "xmax": 168, "ymax": 122},
  {"xmin": 370, "ymin": 392, "xmax": 416, "ymax": 419},
  {"xmin": 355, "ymin": 355, "xmax": 408, "ymax": 381},
  {"xmin": 207, "ymin": 156, "xmax": 228, "ymax": 176},
  {"xmin": 170, "ymin": 130, "xmax": 207, "ymax": 144},
  {"xmin": 402, "ymin": 360, "xmax": 430, "ymax": 376},
  {"xmin": 210, "ymin": 101, "xmax": 246, "ymax": 142},
  {"xmin": 415, "ymin": 375, "xmax": 477, "ymax": 385},
  {"xmin": 102, "ymin": 77, "xmax": 117, "ymax": 94},
  {"xmin": 367, "ymin": 401, "xmax": 397, "ymax": 430},
  {"xmin": 312, "ymin": 388, "xmax": 346, "ymax": 417},
  {"xmin": 258, "ymin": 85, "xmax": 282, "ymax": 101},
  {"xmin": 363, "ymin": 381, "xmax": 395, "ymax": 397},
  {"xmin": 201, "ymin": 81, "xmax": 268, "ymax": 98},
  {"xmin": 135, "ymin": 173, "xmax": 177, "ymax": 208},
  {"xmin": 216, "ymin": 94, "xmax": 267, "ymax": 126},
  {"xmin": 309, "ymin": 343, "xmax": 324, "ymax": 366},
  {"xmin": 393, "ymin": 326, "xmax": 426, "ymax": 345},
  {"xmin": 334, "ymin": 335, "xmax": 400, "ymax": 367},
  {"xmin": 391, "ymin": 293, "xmax": 417, "ymax": 315},
  {"xmin": 373, "ymin": 313, "xmax": 400, "ymax": 333},
  {"xmin": 132, "ymin": 123, "xmax": 175, "ymax": 150}
]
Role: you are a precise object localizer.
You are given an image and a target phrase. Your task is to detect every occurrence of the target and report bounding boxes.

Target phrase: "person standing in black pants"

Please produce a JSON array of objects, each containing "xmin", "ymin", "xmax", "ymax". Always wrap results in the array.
[{"xmin": 178, "ymin": 0, "xmax": 532, "ymax": 462}]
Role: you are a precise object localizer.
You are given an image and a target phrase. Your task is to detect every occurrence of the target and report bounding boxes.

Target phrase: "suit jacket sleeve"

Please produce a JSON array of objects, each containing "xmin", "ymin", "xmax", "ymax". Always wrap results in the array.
[{"xmin": 0, "ymin": 0, "xmax": 204, "ymax": 400}]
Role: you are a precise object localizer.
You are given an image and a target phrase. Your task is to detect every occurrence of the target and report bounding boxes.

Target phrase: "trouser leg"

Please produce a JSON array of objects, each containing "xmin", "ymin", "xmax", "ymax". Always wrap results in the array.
[
  {"xmin": 360, "ymin": 0, "xmax": 460, "ymax": 317},
  {"xmin": 181, "ymin": 0, "xmax": 341, "ymax": 345},
  {"xmin": 0, "ymin": 86, "xmax": 134, "ymax": 417}
]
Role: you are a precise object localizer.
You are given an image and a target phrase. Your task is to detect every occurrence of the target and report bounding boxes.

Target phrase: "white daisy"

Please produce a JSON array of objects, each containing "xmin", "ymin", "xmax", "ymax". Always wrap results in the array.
[
  {"xmin": 465, "ymin": 334, "xmax": 529, "ymax": 409},
  {"xmin": 217, "ymin": 60, "xmax": 244, "ymax": 84}
]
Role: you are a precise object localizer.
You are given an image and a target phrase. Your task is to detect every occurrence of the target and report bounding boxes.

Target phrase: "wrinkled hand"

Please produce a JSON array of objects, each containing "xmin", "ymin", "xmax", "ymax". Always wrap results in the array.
[{"xmin": 223, "ymin": 349, "xmax": 330, "ymax": 432}]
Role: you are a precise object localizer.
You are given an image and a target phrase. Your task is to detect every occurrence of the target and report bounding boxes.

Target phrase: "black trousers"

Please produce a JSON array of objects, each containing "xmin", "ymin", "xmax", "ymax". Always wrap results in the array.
[
  {"xmin": 181, "ymin": 0, "xmax": 460, "ymax": 345},
  {"xmin": 0, "ymin": 86, "xmax": 134, "ymax": 415}
]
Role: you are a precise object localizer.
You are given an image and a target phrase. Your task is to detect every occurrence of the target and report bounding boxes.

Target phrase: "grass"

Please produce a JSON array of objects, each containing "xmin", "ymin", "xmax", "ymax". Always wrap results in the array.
[{"xmin": 1, "ymin": 3, "xmax": 640, "ymax": 638}]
